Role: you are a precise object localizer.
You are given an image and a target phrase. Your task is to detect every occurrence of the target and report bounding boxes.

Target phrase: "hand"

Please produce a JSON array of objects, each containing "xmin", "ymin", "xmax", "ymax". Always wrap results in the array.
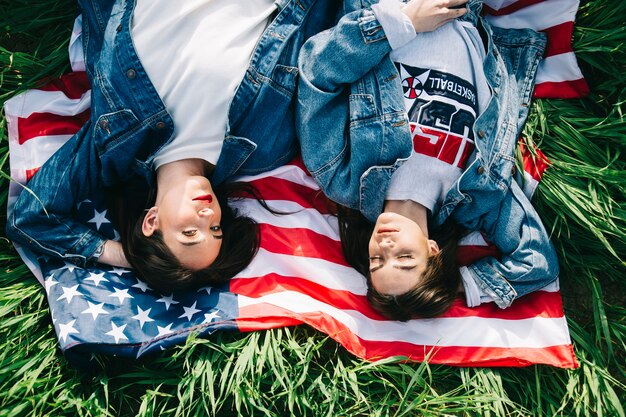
[
  {"xmin": 98, "ymin": 240, "xmax": 131, "ymax": 268},
  {"xmin": 402, "ymin": 0, "xmax": 467, "ymax": 33}
]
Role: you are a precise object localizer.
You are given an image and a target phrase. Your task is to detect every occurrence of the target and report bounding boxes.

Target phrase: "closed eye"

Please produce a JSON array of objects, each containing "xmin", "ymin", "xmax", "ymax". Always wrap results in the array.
[{"xmin": 368, "ymin": 256, "xmax": 382, "ymax": 273}]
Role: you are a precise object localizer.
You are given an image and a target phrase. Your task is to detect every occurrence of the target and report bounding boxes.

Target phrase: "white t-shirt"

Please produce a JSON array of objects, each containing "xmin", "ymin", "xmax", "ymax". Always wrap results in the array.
[{"xmin": 132, "ymin": 0, "xmax": 276, "ymax": 168}]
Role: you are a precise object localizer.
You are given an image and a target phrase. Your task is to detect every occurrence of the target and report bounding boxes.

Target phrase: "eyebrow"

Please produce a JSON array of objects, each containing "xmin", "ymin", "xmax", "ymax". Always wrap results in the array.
[
  {"xmin": 369, "ymin": 264, "xmax": 417, "ymax": 273},
  {"xmin": 179, "ymin": 232, "xmax": 223, "ymax": 246},
  {"xmin": 394, "ymin": 265, "xmax": 417, "ymax": 271}
]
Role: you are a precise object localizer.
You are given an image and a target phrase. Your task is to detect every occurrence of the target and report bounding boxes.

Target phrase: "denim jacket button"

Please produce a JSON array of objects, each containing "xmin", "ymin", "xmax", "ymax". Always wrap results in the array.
[
  {"xmin": 478, "ymin": 129, "xmax": 485, "ymax": 138},
  {"xmin": 477, "ymin": 166, "xmax": 485, "ymax": 175},
  {"xmin": 511, "ymin": 165, "xmax": 517, "ymax": 175},
  {"xmin": 155, "ymin": 121, "xmax": 166, "ymax": 130},
  {"xmin": 126, "ymin": 69, "xmax": 136, "ymax": 79},
  {"xmin": 100, "ymin": 120, "xmax": 109, "ymax": 130}
]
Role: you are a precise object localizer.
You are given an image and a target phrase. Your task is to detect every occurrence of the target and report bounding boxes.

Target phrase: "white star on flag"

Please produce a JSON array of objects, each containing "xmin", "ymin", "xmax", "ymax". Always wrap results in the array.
[
  {"xmin": 59, "ymin": 262, "xmax": 78, "ymax": 273},
  {"xmin": 57, "ymin": 285, "xmax": 83, "ymax": 304},
  {"xmin": 87, "ymin": 209, "xmax": 110, "ymax": 230},
  {"xmin": 81, "ymin": 301, "xmax": 109, "ymax": 320},
  {"xmin": 203, "ymin": 310, "xmax": 221, "ymax": 324},
  {"xmin": 109, "ymin": 287, "xmax": 133, "ymax": 304},
  {"xmin": 156, "ymin": 294, "xmax": 179, "ymax": 310},
  {"xmin": 197, "ymin": 286, "xmax": 212, "ymax": 295},
  {"xmin": 58, "ymin": 320, "xmax": 79, "ymax": 343},
  {"xmin": 44, "ymin": 274, "xmax": 58, "ymax": 295},
  {"xmin": 156, "ymin": 323, "xmax": 174, "ymax": 337},
  {"xmin": 84, "ymin": 272, "xmax": 108, "ymax": 287},
  {"xmin": 132, "ymin": 306, "xmax": 154, "ymax": 329},
  {"xmin": 132, "ymin": 279, "xmax": 151, "ymax": 292},
  {"xmin": 110, "ymin": 267, "xmax": 130, "ymax": 276},
  {"xmin": 105, "ymin": 322, "xmax": 128, "ymax": 344},
  {"xmin": 179, "ymin": 302, "xmax": 201, "ymax": 321}
]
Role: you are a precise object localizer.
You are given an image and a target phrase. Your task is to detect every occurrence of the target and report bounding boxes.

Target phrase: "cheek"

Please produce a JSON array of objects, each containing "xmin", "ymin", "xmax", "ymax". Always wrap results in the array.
[{"xmin": 367, "ymin": 233, "xmax": 377, "ymax": 255}]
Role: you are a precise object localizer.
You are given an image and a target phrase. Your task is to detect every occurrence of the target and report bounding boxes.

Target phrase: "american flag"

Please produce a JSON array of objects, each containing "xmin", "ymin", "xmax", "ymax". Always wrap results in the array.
[{"xmin": 4, "ymin": 0, "xmax": 582, "ymax": 368}]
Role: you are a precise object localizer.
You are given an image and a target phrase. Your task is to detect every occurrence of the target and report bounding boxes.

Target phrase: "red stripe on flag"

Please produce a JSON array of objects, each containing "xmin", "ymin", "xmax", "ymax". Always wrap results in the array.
[
  {"xmin": 244, "ymin": 177, "xmax": 335, "ymax": 214},
  {"xmin": 232, "ymin": 273, "xmax": 374, "ymax": 315},
  {"xmin": 363, "ymin": 341, "xmax": 578, "ymax": 368},
  {"xmin": 543, "ymin": 22, "xmax": 575, "ymax": 57},
  {"xmin": 236, "ymin": 304, "xmax": 577, "ymax": 367},
  {"xmin": 259, "ymin": 224, "xmax": 347, "ymax": 265},
  {"xmin": 457, "ymin": 244, "xmax": 500, "ymax": 266},
  {"xmin": 534, "ymin": 78, "xmax": 590, "ymax": 99},
  {"xmin": 25, "ymin": 167, "xmax": 41, "ymax": 182},
  {"xmin": 233, "ymin": 273, "xmax": 567, "ymax": 320},
  {"xmin": 483, "ymin": 0, "xmax": 545, "ymax": 16},
  {"xmin": 37, "ymin": 71, "xmax": 90, "ymax": 100},
  {"xmin": 519, "ymin": 141, "xmax": 551, "ymax": 182},
  {"xmin": 17, "ymin": 110, "xmax": 90, "ymax": 144},
  {"xmin": 230, "ymin": 273, "xmax": 563, "ymax": 321},
  {"xmin": 444, "ymin": 290, "xmax": 565, "ymax": 319}
]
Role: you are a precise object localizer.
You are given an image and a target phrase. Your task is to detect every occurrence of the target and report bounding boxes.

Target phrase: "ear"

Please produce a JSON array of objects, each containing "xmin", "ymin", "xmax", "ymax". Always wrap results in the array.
[
  {"xmin": 141, "ymin": 207, "xmax": 159, "ymax": 237},
  {"xmin": 428, "ymin": 239, "xmax": 440, "ymax": 256}
]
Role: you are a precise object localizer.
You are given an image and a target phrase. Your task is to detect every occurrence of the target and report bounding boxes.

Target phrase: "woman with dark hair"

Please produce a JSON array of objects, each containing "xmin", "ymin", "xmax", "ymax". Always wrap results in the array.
[
  {"xmin": 297, "ymin": 0, "xmax": 560, "ymax": 319},
  {"xmin": 6, "ymin": 0, "xmax": 339, "ymax": 292},
  {"xmin": 338, "ymin": 207, "xmax": 463, "ymax": 320}
]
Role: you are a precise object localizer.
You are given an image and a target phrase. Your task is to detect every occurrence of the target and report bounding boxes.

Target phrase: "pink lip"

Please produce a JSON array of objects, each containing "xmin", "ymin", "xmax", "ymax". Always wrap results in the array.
[
  {"xmin": 377, "ymin": 227, "xmax": 398, "ymax": 234},
  {"xmin": 192, "ymin": 194, "xmax": 213, "ymax": 203}
]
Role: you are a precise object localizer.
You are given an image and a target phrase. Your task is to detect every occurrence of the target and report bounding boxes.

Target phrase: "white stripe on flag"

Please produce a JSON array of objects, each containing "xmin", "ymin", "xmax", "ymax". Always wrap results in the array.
[
  {"xmin": 3, "ymin": 89, "xmax": 90, "ymax": 119},
  {"xmin": 8, "ymin": 134, "xmax": 71, "ymax": 183},
  {"xmin": 69, "ymin": 15, "xmax": 85, "ymax": 72},
  {"xmin": 486, "ymin": 0, "xmax": 578, "ymax": 31},
  {"xmin": 236, "ymin": 248, "xmax": 368, "ymax": 295},
  {"xmin": 231, "ymin": 199, "xmax": 339, "ymax": 238},
  {"xmin": 239, "ymin": 291, "xmax": 572, "ymax": 348},
  {"xmin": 536, "ymin": 53, "xmax": 585, "ymax": 84},
  {"xmin": 234, "ymin": 164, "xmax": 320, "ymax": 190},
  {"xmin": 458, "ymin": 231, "xmax": 489, "ymax": 247}
]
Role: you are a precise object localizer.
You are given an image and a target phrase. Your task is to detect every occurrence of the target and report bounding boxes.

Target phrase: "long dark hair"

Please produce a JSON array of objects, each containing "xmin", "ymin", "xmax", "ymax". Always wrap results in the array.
[
  {"xmin": 107, "ymin": 178, "xmax": 267, "ymax": 293},
  {"xmin": 337, "ymin": 206, "xmax": 463, "ymax": 320}
]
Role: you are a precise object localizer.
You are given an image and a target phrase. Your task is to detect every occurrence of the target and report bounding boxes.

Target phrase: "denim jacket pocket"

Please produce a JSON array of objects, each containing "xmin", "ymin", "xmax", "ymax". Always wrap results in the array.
[
  {"xmin": 267, "ymin": 64, "xmax": 299, "ymax": 98},
  {"xmin": 349, "ymin": 94, "xmax": 377, "ymax": 122},
  {"xmin": 93, "ymin": 109, "xmax": 141, "ymax": 154}
]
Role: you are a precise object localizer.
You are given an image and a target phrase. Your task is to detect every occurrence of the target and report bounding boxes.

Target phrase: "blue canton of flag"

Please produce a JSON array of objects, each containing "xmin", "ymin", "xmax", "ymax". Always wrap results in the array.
[{"xmin": 42, "ymin": 197, "xmax": 239, "ymax": 360}]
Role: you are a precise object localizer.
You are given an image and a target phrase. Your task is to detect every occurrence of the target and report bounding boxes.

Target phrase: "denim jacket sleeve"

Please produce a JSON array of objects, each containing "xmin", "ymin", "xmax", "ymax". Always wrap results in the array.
[
  {"xmin": 6, "ymin": 123, "xmax": 107, "ymax": 267},
  {"xmin": 457, "ymin": 180, "xmax": 560, "ymax": 308},
  {"xmin": 296, "ymin": 8, "xmax": 410, "ymax": 214}
]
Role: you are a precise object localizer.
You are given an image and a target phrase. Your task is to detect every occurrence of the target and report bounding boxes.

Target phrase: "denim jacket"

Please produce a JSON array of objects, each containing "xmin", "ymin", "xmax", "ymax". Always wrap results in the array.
[
  {"xmin": 296, "ymin": 0, "xmax": 559, "ymax": 308},
  {"xmin": 7, "ymin": 0, "xmax": 339, "ymax": 267}
]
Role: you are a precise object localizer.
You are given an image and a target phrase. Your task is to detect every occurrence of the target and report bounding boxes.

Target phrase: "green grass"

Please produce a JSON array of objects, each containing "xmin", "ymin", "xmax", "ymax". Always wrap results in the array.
[{"xmin": 1, "ymin": 0, "xmax": 625, "ymax": 415}]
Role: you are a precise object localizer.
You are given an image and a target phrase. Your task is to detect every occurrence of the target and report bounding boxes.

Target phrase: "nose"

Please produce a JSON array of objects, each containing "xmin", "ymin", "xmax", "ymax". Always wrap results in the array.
[
  {"xmin": 379, "ymin": 237, "xmax": 394, "ymax": 249},
  {"xmin": 198, "ymin": 207, "xmax": 214, "ymax": 218}
]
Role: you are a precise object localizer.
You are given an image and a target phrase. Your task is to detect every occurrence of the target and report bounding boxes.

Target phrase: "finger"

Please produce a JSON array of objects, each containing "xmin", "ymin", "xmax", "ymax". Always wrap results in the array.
[
  {"xmin": 445, "ymin": 0, "xmax": 468, "ymax": 7},
  {"xmin": 442, "ymin": 6, "xmax": 466, "ymax": 19}
]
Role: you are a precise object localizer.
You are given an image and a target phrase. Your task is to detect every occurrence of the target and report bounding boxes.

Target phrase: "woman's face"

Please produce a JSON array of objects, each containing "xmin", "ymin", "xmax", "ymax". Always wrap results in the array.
[
  {"xmin": 142, "ymin": 175, "xmax": 223, "ymax": 270},
  {"xmin": 368, "ymin": 212, "xmax": 439, "ymax": 295}
]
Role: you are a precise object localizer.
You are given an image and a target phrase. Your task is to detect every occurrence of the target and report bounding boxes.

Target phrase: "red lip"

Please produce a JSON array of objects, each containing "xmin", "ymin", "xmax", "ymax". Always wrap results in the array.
[
  {"xmin": 377, "ymin": 227, "xmax": 398, "ymax": 234},
  {"xmin": 192, "ymin": 194, "xmax": 213, "ymax": 203}
]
